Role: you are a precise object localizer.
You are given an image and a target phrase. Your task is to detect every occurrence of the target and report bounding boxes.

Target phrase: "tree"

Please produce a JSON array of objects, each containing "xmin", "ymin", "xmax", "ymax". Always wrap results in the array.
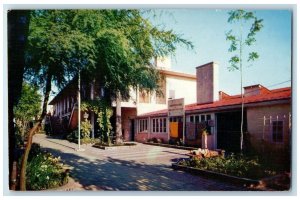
[
  {"xmin": 20, "ymin": 10, "xmax": 96, "ymax": 190},
  {"xmin": 7, "ymin": 10, "xmax": 30, "ymax": 190},
  {"xmin": 70, "ymin": 10, "xmax": 193, "ymax": 144},
  {"xmin": 226, "ymin": 9, "xmax": 263, "ymax": 152},
  {"xmin": 21, "ymin": 9, "xmax": 192, "ymax": 190},
  {"xmin": 14, "ymin": 83, "xmax": 41, "ymax": 141}
]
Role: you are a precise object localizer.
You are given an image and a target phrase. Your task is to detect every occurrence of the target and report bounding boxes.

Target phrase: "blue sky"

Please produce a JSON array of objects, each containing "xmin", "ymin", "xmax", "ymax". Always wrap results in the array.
[{"xmin": 150, "ymin": 9, "xmax": 292, "ymax": 95}]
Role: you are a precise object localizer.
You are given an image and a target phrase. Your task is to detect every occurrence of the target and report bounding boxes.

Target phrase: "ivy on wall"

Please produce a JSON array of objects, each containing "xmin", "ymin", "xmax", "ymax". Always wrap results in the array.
[{"xmin": 81, "ymin": 98, "xmax": 113, "ymax": 144}]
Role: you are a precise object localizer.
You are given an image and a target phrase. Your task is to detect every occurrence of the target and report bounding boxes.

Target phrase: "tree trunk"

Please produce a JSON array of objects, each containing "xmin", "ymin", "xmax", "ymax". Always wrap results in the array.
[
  {"xmin": 19, "ymin": 73, "xmax": 52, "ymax": 191},
  {"xmin": 8, "ymin": 10, "xmax": 30, "ymax": 190},
  {"xmin": 115, "ymin": 92, "xmax": 122, "ymax": 144}
]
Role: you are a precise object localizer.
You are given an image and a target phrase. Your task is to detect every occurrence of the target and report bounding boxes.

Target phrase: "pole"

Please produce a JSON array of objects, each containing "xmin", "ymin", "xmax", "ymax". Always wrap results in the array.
[
  {"xmin": 183, "ymin": 112, "xmax": 185, "ymax": 145},
  {"xmin": 78, "ymin": 70, "xmax": 81, "ymax": 150},
  {"xmin": 76, "ymin": 69, "xmax": 84, "ymax": 151}
]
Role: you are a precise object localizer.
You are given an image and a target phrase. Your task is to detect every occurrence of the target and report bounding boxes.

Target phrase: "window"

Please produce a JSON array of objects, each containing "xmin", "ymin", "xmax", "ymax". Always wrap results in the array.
[
  {"xmin": 163, "ymin": 118, "xmax": 167, "ymax": 132},
  {"xmin": 272, "ymin": 121, "xmax": 283, "ymax": 143},
  {"xmin": 201, "ymin": 115, "xmax": 205, "ymax": 122},
  {"xmin": 156, "ymin": 119, "xmax": 159, "ymax": 132},
  {"xmin": 206, "ymin": 114, "xmax": 211, "ymax": 121},
  {"xmin": 190, "ymin": 116, "xmax": 194, "ymax": 123},
  {"xmin": 139, "ymin": 119, "xmax": 148, "ymax": 132},
  {"xmin": 195, "ymin": 115, "xmax": 199, "ymax": 123},
  {"xmin": 152, "ymin": 119, "xmax": 155, "ymax": 132},
  {"xmin": 139, "ymin": 90, "xmax": 150, "ymax": 103},
  {"xmin": 152, "ymin": 117, "xmax": 167, "ymax": 133}
]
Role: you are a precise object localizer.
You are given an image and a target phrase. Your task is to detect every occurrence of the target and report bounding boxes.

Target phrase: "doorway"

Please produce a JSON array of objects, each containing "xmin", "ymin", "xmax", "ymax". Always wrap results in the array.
[
  {"xmin": 130, "ymin": 119, "xmax": 135, "ymax": 141},
  {"xmin": 216, "ymin": 111, "xmax": 247, "ymax": 153}
]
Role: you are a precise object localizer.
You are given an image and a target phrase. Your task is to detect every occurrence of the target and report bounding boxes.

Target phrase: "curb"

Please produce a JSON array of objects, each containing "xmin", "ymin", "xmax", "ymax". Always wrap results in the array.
[
  {"xmin": 92, "ymin": 143, "xmax": 137, "ymax": 150},
  {"xmin": 143, "ymin": 142, "xmax": 198, "ymax": 150}
]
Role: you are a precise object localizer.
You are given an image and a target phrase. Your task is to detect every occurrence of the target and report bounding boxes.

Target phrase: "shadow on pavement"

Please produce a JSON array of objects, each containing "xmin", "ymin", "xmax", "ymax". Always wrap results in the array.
[{"xmin": 40, "ymin": 146, "xmax": 248, "ymax": 192}]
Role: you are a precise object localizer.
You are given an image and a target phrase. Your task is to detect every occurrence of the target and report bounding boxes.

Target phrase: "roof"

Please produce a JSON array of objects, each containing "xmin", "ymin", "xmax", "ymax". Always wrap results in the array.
[
  {"xmin": 137, "ymin": 87, "xmax": 291, "ymax": 118},
  {"xmin": 48, "ymin": 78, "xmax": 77, "ymax": 105},
  {"xmin": 158, "ymin": 69, "xmax": 196, "ymax": 80},
  {"xmin": 185, "ymin": 87, "xmax": 291, "ymax": 112}
]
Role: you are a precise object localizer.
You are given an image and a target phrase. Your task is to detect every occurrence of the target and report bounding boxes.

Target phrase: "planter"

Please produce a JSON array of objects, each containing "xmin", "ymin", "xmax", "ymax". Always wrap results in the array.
[
  {"xmin": 172, "ymin": 163, "xmax": 261, "ymax": 186},
  {"xmin": 144, "ymin": 142, "xmax": 198, "ymax": 151}
]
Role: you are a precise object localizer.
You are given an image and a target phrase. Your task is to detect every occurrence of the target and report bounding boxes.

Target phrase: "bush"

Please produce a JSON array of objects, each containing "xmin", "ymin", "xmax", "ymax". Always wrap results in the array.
[
  {"xmin": 178, "ymin": 154, "xmax": 277, "ymax": 179},
  {"xmin": 24, "ymin": 143, "xmax": 68, "ymax": 190},
  {"xmin": 66, "ymin": 129, "xmax": 100, "ymax": 145}
]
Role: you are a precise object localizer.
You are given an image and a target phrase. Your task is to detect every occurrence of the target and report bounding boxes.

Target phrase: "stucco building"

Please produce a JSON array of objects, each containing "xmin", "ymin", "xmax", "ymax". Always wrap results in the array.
[{"xmin": 135, "ymin": 62, "xmax": 291, "ymax": 162}]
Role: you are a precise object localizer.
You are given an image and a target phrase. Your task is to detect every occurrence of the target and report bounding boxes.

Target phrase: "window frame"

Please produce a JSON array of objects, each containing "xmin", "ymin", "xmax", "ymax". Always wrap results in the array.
[
  {"xmin": 152, "ymin": 117, "xmax": 167, "ymax": 134},
  {"xmin": 138, "ymin": 119, "xmax": 148, "ymax": 133}
]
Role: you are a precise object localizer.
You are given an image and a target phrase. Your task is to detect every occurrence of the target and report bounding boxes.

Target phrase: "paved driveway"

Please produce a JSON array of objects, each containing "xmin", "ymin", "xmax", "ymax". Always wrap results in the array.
[{"xmin": 33, "ymin": 134, "xmax": 247, "ymax": 191}]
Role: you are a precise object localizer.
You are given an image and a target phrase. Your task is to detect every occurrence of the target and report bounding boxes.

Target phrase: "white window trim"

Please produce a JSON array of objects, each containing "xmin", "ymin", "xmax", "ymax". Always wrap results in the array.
[
  {"xmin": 152, "ymin": 117, "xmax": 167, "ymax": 134},
  {"xmin": 138, "ymin": 119, "xmax": 148, "ymax": 133}
]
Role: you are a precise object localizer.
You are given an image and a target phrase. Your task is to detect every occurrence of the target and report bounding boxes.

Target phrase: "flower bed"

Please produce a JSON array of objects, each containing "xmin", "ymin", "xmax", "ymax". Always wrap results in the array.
[
  {"xmin": 23, "ymin": 143, "xmax": 69, "ymax": 190},
  {"xmin": 176, "ymin": 154, "xmax": 277, "ymax": 180}
]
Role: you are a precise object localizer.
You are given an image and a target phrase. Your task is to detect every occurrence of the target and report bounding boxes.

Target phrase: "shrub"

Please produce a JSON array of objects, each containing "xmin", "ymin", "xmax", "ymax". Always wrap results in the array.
[
  {"xmin": 179, "ymin": 154, "xmax": 277, "ymax": 179},
  {"xmin": 80, "ymin": 120, "xmax": 92, "ymax": 139},
  {"xmin": 24, "ymin": 143, "xmax": 68, "ymax": 190}
]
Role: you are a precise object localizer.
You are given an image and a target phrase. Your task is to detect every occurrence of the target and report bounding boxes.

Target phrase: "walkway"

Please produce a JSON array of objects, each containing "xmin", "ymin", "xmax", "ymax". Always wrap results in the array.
[{"xmin": 33, "ymin": 134, "xmax": 248, "ymax": 191}]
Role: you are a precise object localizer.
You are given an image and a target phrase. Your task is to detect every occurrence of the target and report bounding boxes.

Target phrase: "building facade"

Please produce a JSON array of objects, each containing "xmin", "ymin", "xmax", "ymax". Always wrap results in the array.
[
  {"xmin": 48, "ymin": 57, "xmax": 197, "ymax": 141},
  {"xmin": 135, "ymin": 62, "xmax": 291, "ymax": 158}
]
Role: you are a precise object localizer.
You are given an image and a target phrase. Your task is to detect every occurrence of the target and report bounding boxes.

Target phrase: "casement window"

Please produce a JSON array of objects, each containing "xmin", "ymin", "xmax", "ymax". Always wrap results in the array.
[
  {"xmin": 272, "ymin": 121, "xmax": 283, "ymax": 143},
  {"xmin": 139, "ymin": 119, "xmax": 148, "ymax": 133},
  {"xmin": 152, "ymin": 117, "xmax": 167, "ymax": 133}
]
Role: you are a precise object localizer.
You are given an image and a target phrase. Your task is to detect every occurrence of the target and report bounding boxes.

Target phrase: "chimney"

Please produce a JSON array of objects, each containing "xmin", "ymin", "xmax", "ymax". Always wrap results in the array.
[
  {"xmin": 196, "ymin": 62, "xmax": 219, "ymax": 104},
  {"xmin": 244, "ymin": 84, "xmax": 270, "ymax": 97}
]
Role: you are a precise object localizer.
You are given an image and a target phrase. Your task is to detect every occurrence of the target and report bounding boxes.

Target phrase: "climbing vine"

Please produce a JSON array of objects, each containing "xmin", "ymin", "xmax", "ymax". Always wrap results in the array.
[{"xmin": 81, "ymin": 98, "xmax": 113, "ymax": 144}]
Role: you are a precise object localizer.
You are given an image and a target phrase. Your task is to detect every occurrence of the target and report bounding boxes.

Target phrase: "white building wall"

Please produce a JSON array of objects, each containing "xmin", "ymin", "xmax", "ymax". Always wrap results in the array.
[
  {"xmin": 137, "ymin": 75, "xmax": 196, "ymax": 115},
  {"xmin": 166, "ymin": 75, "xmax": 197, "ymax": 105}
]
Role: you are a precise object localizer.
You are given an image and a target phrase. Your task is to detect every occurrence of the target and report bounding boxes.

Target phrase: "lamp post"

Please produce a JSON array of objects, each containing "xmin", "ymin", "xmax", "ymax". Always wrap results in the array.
[{"xmin": 76, "ymin": 69, "xmax": 85, "ymax": 151}]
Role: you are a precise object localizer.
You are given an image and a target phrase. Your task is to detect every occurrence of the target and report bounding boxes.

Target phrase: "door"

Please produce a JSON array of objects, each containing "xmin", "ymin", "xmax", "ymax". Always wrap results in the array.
[{"xmin": 130, "ymin": 119, "xmax": 135, "ymax": 141}]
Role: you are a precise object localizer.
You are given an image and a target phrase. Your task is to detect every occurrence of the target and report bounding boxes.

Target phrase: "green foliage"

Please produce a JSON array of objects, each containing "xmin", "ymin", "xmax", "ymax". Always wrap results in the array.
[
  {"xmin": 23, "ymin": 143, "xmax": 68, "ymax": 190},
  {"xmin": 179, "ymin": 154, "xmax": 277, "ymax": 179},
  {"xmin": 25, "ymin": 10, "xmax": 96, "ymax": 90},
  {"xmin": 80, "ymin": 120, "xmax": 92, "ymax": 139},
  {"xmin": 81, "ymin": 99, "xmax": 113, "ymax": 144},
  {"xmin": 14, "ymin": 83, "xmax": 42, "ymax": 143},
  {"xmin": 226, "ymin": 9, "xmax": 263, "ymax": 71},
  {"xmin": 69, "ymin": 9, "xmax": 193, "ymax": 100}
]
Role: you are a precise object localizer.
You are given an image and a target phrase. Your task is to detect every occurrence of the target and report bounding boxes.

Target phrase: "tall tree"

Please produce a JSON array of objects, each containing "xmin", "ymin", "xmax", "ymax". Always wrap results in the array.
[
  {"xmin": 226, "ymin": 9, "xmax": 263, "ymax": 152},
  {"xmin": 21, "ymin": 9, "xmax": 192, "ymax": 190},
  {"xmin": 20, "ymin": 10, "xmax": 96, "ymax": 190},
  {"xmin": 7, "ymin": 10, "xmax": 30, "ymax": 190},
  {"xmin": 70, "ymin": 10, "xmax": 193, "ymax": 144}
]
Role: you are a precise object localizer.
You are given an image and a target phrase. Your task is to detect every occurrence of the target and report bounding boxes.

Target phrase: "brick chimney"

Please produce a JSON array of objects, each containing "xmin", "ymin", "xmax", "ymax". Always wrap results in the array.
[{"xmin": 196, "ymin": 62, "xmax": 219, "ymax": 104}]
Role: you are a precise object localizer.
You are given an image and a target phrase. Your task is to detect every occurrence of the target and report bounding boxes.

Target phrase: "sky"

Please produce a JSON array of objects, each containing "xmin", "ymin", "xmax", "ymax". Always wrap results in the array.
[{"xmin": 149, "ymin": 9, "xmax": 292, "ymax": 95}]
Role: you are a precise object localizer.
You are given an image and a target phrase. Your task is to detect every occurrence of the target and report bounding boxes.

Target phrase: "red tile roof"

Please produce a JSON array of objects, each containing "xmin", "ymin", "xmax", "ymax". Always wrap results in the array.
[
  {"xmin": 185, "ymin": 87, "xmax": 291, "ymax": 112},
  {"xmin": 137, "ymin": 87, "xmax": 291, "ymax": 118},
  {"xmin": 137, "ymin": 109, "xmax": 168, "ymax": 118}
]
